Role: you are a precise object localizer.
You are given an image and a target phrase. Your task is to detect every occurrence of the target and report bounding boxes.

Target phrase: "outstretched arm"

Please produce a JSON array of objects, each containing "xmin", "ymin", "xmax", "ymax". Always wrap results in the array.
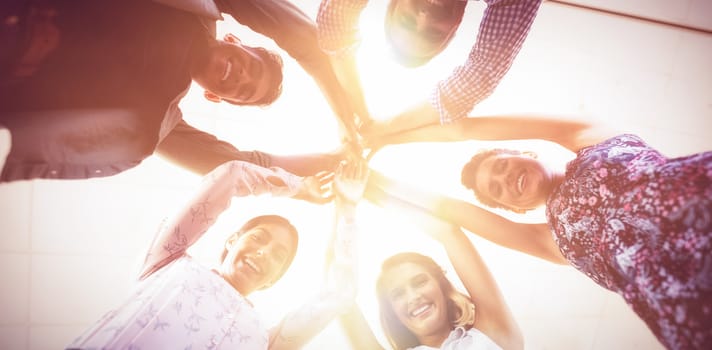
[
  {"xmin": 364, "ymin": 0, "xmax": 543, "ymax": 138},
  {"xmin": 157, "ymin": 119, "xmax": 274, "ymax": 175},
  {"xmin": 338, "ymin": 304, "xmax": 385, "ymax": 350},
  {"xmin": 138, "ymin": 161, "xmax": 329, "ymax": 280},
  {"xmin": 404, "ymin": 208, "xmax": 523, "ymax": 349},
  {"xmin": 317, "ymin": 0, "xmax": 373, "ymax": 129},
  {"xmin": 157, "ymin": 119, "xmax": 343, "ymax": 177},
  {"xmin": 217, "ymin": 0, "xmax": 363, "ymax": 142},
  {"xmin": 366, "ymin": 170, "xmax": 566, "ymax": 264},
  {"xmin": 268, "ymin": 159, "xmax": 369, "ymax": 349},
  {"xmin": 368, "ymin": 114, "xmax": 611, "ymax": 154}
]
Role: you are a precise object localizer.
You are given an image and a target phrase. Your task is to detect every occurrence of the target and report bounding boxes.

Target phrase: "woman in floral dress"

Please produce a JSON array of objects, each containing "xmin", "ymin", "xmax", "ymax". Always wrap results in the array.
[{"xmin": 366, "ymin": 115, "xmax": 711, "ymax": 349}]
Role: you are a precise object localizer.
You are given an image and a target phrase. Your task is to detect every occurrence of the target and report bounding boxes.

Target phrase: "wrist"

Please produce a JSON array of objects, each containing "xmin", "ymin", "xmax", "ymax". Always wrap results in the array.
[{"xmin": 337, "ymin": 200, "xmax": 358, "ymax": 211}]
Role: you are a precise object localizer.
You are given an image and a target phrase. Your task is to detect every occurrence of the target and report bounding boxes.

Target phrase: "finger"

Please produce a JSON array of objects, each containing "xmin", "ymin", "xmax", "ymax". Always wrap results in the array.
[
  {"xmin": 350, "ymin": 158, "xmax": 362, "ymax": 182},
  {"xmin": 342, "ymin": 160, "xmax": 354, "ymax": 180},
  {"xmin": 357, "ymin": 158, "xmax": 368, "ymax": 181},
  {"xmin": 316, "ymin": 170, "xmax": 333, "ymax": 179},
  {"xmin": 319, "ymin": 193, "xmax": 335, "ymax": 204},
  {"xmin": 337, "ymin": 160, "xmax": 350, "ymax": 181},
  {"xmin": 318, "ymin": 171, "xmax": 335, "ymax": 185},
  {"xmin": 336, "ymin": 160, "xmax": 346, "ymax": 177},
  {"xmin": 320, "ymin": 185, "xmax": 334, "ymax": 199},
  {"xmin": 365, "ymin": 145, "xmax": 381, "ymax": 162},
  {"xmin": 310, "ymin": 187, "xmax": 332, "ymax": 203}
]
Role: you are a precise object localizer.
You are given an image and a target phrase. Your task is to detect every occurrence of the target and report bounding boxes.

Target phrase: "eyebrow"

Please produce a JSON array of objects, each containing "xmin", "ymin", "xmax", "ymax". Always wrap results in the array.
[{"xmin": 388, "ymin": 272, "xmax": 428, "ymax": 291}]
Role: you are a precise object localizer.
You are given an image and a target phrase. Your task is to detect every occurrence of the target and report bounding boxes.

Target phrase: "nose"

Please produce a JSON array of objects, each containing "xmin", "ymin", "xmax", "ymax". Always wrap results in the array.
[
  {"xmin": 405, "ymin": 287, "xmax": 421, "ymax": 303},
  {"xmin": 236, "ymin": 65, "xmax": 248, "ymax": 82},
  {"xmin": 256, "ymin": 249, "xmax": 264, "ymax": 257}
]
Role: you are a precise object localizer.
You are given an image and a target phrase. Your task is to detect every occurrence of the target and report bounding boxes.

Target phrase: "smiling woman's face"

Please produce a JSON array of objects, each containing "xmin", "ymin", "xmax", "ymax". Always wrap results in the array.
[
  {"xmin": 382, "ymin": 262, "xmax": 451, "ymax": 339},
  {"xmin": 470, "ymin": 153, "xmax": 554, "ymax": 211},
  {"xmin": 219, "ymin": 223, "xmax": 297, "ymax": 296}
]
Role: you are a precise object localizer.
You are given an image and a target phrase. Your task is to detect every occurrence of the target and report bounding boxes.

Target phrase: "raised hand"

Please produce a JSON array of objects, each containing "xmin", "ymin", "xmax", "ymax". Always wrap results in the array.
[
  {"xmin": 333, "ymin": 158, "xmax": 369, "ymax": 206},
  {"xmin": 294, "ymin": 170, "xmax": 335, "ymax": 204}
]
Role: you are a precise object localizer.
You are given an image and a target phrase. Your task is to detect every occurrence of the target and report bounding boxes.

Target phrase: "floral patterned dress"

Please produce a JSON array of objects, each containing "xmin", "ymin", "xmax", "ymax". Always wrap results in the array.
[{"xmin": 546, "ymin": 134, "xmax": 712, "ymax": 350}]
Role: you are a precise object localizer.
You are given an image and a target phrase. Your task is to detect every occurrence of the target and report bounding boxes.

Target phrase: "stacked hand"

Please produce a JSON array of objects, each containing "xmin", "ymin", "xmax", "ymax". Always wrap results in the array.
[
  {"xmin": 294, "ymin": 171, "xmax": 335, "ymax": 204},
  {"xmin": 293, "ymin": 156, "xmax": 369, "ymax": 205},
  {"xmin": 357, "ymin": 120, "xmax": 386, "ymax": 161},
  {"xmin": 333, "ymin": 157, "xmax": 369, "ymax": 206}
]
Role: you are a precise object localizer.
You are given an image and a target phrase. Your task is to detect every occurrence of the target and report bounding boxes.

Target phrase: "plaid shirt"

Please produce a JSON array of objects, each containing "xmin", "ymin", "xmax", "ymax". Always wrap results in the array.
[
  {"xmin": 317, "ymin": 0, "xmax": 369, "ymax": 56},
  {"xmin": 317, "ymin": 0, "xmax": 542, "ymax": 124}
]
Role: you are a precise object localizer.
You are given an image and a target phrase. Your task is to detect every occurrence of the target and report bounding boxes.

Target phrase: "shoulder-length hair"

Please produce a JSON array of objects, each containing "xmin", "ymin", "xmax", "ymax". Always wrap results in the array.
[{"xmin": 376, "ymin": 252, "xmax": 475, "ymax": 350}]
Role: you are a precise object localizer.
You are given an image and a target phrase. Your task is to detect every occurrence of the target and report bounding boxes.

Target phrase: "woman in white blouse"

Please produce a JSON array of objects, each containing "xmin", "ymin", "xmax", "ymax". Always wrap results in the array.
[{"xmin": 66, "ymin": 159, "xmax": 368, "ymax": 350}]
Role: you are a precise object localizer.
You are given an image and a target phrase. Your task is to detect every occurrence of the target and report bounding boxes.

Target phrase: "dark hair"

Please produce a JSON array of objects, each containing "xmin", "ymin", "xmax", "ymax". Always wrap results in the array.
[
  {"xmin": 461, "ymin": 149, "xmax": 523, "ymax": 211},
  {"xmin": 383, "ymin": 0, "xmax": 466, "ymax": 68},
  {"xmin": 223, "ymin": 46, "xmax": 284, "ymax": 107},
  {"xmin": 220, "ymin": 215, "xmax": 298, "ymax": 285},
  {"xmin": 376, "ymin": 252, "xmax": 475, "ymax": 350}
]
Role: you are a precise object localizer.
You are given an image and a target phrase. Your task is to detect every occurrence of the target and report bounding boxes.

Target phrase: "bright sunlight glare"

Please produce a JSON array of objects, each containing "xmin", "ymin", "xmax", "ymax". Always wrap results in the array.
[{"xmin": 6, "ymin": 0, "xmax": 700, "ymax": 349}]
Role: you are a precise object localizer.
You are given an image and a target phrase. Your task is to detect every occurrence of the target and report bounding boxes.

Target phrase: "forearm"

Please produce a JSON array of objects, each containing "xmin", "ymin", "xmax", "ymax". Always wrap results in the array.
[
  {"xmin": 376, "ymin": 115, "xmax": 589, "ymax": 146},
  {"xmin": 434, "ymin": 0, "xmax": 542, "ymax": 123},
  {"xmin": 372, "ymin": 118, "xmax": 467, "ymax": 147},
  {"xmin": 269, "ymin": 202, "xmax": 360, "ymax": 349},
  {"xmin": 316, "ymin": 0, "xmax": 373, "ymax": 137},
  {"xmin": 327, "ymin": 54, "xmax": 372, "ymax": 126},
  {"xmin": 441, "ymin": 227, "xmax": 520, "ymax": 340},
  {"xmin": 437, "ymin": 196, "xmax": 566, "ymax": 264},
  {"xmin": 338, "ymin": 304, "xmax": 385, "ymax": 350},
  {"xmin": 368, "ymin": 101, "xmax": 440, "ymax": 139},
  {"xmin": 156, "ymin": 120, "xmax": 274, "ymax": 175},
  {"xmin": 366, "ymin": 171, "xmax": 566, "ymax": 264},
  {"xmin": 305, "ymin": 60, "xmax": 362, "ymax": 143},
  {"xmin": 139, "ymin": 161, "xmax": 302, "ymax": 279}
]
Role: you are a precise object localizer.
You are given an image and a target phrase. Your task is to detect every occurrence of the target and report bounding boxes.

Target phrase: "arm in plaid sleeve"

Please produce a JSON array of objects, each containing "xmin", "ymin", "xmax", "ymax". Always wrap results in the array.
[
  {"xmin": 317, "ymin": 0, "xmax": 374, "ymax": 129},
  {"xmin": 317, "ymin": 0, "xmax": 370, "ymax": 57},
  {"xmin": 361, "ymin": 0, "xmax": 542, "ymax": 143},
  {"xmin": 435, "ymin": 0, "xmax": 542, "ymax": 124}
]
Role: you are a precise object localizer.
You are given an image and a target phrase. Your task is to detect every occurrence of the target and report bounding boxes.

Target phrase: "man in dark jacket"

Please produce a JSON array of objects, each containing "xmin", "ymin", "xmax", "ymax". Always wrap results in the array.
[{"xmin": 0, "ymin": 0, "xmax": 362, "ymax": 181}]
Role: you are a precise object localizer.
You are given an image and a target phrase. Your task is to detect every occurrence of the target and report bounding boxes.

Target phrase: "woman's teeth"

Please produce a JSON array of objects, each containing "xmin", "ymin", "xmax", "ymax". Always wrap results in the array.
[
  {"xmin": 244, "ymin": 257, "xmax": 261, "ymax": 273},
  {"xmin": 410, "ymin": 304, "xmax": 431, "ymax": 317}
]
